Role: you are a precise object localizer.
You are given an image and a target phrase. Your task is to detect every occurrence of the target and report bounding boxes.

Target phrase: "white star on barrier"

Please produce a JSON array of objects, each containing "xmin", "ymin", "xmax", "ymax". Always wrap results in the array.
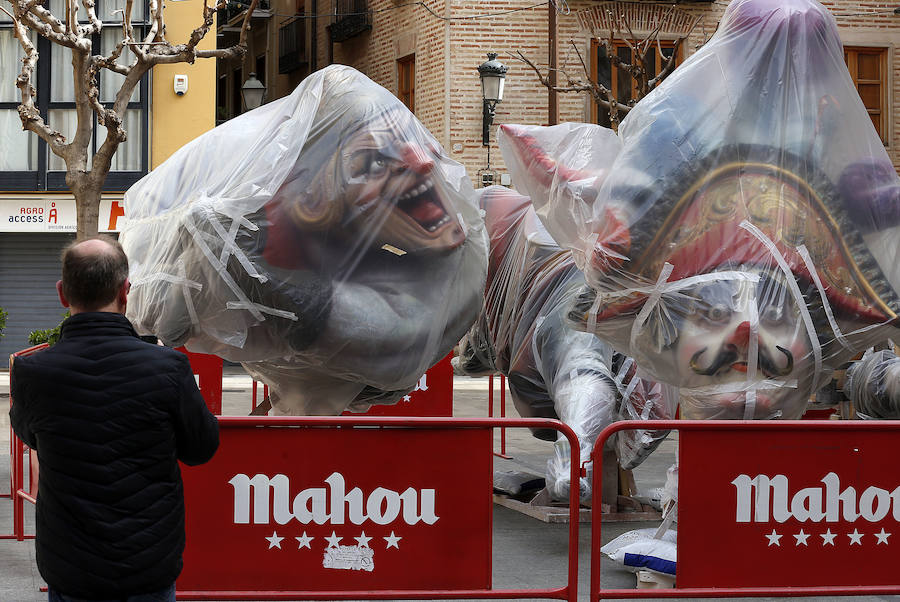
[
  {"xmin": 355, "ymin": 531, "xmax": 372, "ymax": 548},
  {"xmin": 325, "ymin": 531, "xmax": 343, "ymax": 548},
  {"xmin": 403, "ymin": 395, "xmax": 412, "ymax": 403},
  {"xmin": 793, "ymin": 529, "xmax": 810, "ymax": 546},
  {"xmin": 295, "ymin": 532, "xmax": 314, "ymax": 549},
  {"xmin": 848, "ymin": 529, "xmax": 864, "ymax": 545},
  {"xmin": 266, "ymin": 531, "xmax": 284, "ymax": 550},
  {"xmin": 765, "ymin": 529, "xmax": 782, "ymax": 547},
  {"xmin": 384, "ymin": 531, "xmax": 402, "ymax": 549},
  {"xmin": 875, "ymin": 529, "xmax": 891, "ymax": 545},
  {"xmin": 820, "ymin": 529, "xmax": 837, "ymax": 546}
]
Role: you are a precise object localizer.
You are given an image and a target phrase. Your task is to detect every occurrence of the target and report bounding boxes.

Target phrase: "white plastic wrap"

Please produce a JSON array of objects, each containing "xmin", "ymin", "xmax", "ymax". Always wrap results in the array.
[
  {"xmin": 501, "ymin": 0, "xmax": 900, "ymax": 421},
  {"xmin": 844, "ymin": 348, "xmax": 900, "ymax": 419},
  {"xmin": 121, "ymin": 65, "xmax": 488, "ymax": 414},
  {"xmin": 454, "ymin": 186, "xmax": 674, "ymax": 502}
]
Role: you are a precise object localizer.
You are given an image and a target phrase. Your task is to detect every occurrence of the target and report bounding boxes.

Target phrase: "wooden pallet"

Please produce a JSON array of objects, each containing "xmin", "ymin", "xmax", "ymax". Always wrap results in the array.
[{"xmin": 493, "ymin": 489, "xmax": 662, "ymax": 524}]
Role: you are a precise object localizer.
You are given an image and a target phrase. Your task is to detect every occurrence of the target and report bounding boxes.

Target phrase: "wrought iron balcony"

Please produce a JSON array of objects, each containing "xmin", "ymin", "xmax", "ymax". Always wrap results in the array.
[
  {"xmin": 330, "ymin": 0, "xmax": 371, "ymax": 43},
  {"xmin": 217, "ymin": 0, "xmax": 270, "ymax": 28},
  {"xmin": 279, "ymin": 17, "xmax": 308, "ymax": 74}
]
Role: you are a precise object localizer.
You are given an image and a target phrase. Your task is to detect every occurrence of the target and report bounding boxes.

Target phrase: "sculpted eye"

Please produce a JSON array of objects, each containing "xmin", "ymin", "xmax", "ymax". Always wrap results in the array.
[
  {"xmin": 704, "ymin": 303, "xmax": 732, "ymax": 323},
  {"xmin": 349, "ymin": 150, "xmax": 390, "ymax": 178},
  {"xmin": 761, "ymin": 303, "xmax": 786, "ymax": 324},
  {"xmin": 368, "ymin": 155, "xmax": 388, "ymax": 177}
]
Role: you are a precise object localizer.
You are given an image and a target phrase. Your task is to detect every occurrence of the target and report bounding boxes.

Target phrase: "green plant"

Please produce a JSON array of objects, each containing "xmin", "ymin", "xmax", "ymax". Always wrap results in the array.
[
  {"xmin": 0, "ymin": 306, "xmax": 7, "ymax": 339},
  {"xmin": 28, "ymin": 311, "xmax": 70, "ymax": 346}
]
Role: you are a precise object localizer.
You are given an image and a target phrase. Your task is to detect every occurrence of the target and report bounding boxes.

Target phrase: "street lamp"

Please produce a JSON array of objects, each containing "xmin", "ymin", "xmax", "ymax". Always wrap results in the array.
[
  {"xmin": 241, "ymin": 72, "xmax": 266, "ymax": 111},
  {"xmin": 477, "ymin": 53, "xmax": 508, "ymax": 147}
]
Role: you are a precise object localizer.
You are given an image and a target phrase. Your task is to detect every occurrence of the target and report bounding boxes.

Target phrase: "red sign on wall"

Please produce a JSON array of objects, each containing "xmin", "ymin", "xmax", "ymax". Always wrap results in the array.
[
  {"xmin": 679, "ymin": 425, "xmax": 900, "ymax": 588},
  {"xmin": 178, "ymin": 422, "xmax": 492, "ymax": 592}
]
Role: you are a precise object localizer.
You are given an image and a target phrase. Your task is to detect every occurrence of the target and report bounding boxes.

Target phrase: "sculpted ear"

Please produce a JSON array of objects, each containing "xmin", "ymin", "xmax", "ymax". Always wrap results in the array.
[{"xmin": 272, "ymin": 170, "xmax": 345, "ymax": 231}]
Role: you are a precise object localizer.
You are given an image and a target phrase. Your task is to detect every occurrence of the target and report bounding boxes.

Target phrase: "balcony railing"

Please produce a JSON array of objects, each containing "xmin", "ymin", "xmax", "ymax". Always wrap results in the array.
[
  {"xmin": 330, "ymin": 0, "xmax": 371, "ymax": 43},
  {"xmin": 217, "ymin": 0, "xmax": 270, "ymax": 27},
  {"xmin": 279, "ymin": 17, "xmax": 308, "ymax": 74}
]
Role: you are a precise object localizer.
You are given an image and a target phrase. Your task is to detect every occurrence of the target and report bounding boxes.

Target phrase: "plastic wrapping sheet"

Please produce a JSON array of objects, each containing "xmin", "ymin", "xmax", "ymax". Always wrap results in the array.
[
  {"xmin": 454, "ymin": 186, "xmax": 674, "ymax": 501},
  {"xmin": 501, "ymin": 0, "xmax": 900, "ymax": 421},
  {"xmin": 844, "ymin": 348, "xmax": 900, "ymax": 419},
  {"xmin": 121, "ymin": 65, "xmax": 488, "ymax": 415}
]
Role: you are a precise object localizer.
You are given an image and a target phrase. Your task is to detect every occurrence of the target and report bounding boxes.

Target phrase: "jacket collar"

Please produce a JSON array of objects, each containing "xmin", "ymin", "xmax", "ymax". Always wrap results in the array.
[{"xmin": 59, "ymin": 312, "xmax": 139, "ymax": 340}]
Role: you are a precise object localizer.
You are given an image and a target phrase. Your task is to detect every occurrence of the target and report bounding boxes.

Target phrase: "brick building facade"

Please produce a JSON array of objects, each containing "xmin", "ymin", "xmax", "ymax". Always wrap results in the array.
[{"xmin": 296, "ymin": 1, "xmax": 900, "ymax": 187}]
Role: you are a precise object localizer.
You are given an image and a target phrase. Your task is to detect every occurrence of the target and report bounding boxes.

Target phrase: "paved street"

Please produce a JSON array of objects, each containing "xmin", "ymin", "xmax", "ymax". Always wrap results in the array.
[{"xmin": 0, "ymin": 368, "xmax": 892, "ymax": 601}]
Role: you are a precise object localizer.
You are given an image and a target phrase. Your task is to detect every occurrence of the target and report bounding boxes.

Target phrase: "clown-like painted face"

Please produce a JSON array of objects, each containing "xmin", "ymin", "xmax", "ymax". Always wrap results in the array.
[
  {"xmin": 338, "ymin": 110, "xmax": 466, "ymax": 254},
  {"xmin": 671, "ymin": 269, "xmax": 815, "ymax": 420}
]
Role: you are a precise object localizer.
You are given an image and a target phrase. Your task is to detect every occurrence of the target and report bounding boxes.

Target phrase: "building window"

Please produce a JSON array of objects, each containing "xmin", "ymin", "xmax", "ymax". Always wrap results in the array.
[
  {"xmin": 845, "ymin": 46, "xmax": 888, "ymax": 145},
  {"xmin": 256, "ymin": 54, "xmax": 266, "ymax": 86},
  {"xmin": 398, "ymin": 54, "xmax": 415, "ymax": 112},
  {"xmin": 0, "ymin": 1, "xmax": 150, "ymax": 191},
  {"xmin": 590, "ymin": 38, "xmax": 681, "ymax": 128},
  {"xmin": 232, "ymin": 68, "xmax": 243, "ymax": 116}
]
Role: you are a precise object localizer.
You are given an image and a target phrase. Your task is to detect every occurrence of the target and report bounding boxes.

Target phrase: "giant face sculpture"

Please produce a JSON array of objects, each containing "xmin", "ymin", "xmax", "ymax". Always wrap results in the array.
[
  {"xmin": 274, "ymin": 108, "xmax": 467, "ymax": 256},
  {"xmin": 672, "ymin": 270, "xmax": 814, "ymax": 420},
  {"xmin": 500, "ymin": 0, "xmax": 900, "ymax": 419},
  {"xmin": 121, "ymin": 66, "xmax": 487, "ymax": 415}
]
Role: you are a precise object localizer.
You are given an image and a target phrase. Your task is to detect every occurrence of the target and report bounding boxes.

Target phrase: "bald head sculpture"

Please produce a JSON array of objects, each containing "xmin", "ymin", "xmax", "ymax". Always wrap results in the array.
[{"xmin": 57, "ymin": 236, "xmax": 130, "ymax": 314}]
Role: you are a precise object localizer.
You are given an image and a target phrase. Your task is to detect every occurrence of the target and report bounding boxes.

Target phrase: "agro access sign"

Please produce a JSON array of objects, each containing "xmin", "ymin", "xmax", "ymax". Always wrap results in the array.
[
  {"xmin": 177, "ymin": 420, "xmax": 492, "ymax": 592},
  {"xmin": 678, "ymin": 424, "xmax": 900, "ymax": 588}
]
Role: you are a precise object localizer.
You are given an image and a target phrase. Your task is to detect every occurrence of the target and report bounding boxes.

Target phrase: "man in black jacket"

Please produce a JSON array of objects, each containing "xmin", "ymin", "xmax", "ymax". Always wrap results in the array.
[{"xmin": 10, "ymin": 236, "xmax": 220, "ymax": 601}]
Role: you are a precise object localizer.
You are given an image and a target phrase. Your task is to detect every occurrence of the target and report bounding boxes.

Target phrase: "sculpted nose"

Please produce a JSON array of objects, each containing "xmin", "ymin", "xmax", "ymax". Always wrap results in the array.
[
  {"xmin": 726, "ymin": 321, "xmax": 752, "ymax": 351},
  {"xmin": 396, "ymin": 142, "xmax": 435, "ymax": 174}
]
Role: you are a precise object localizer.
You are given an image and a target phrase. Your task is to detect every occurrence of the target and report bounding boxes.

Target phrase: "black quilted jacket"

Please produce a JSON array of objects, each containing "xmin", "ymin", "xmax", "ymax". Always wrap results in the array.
[{"xmin": 9, "ymin": 312, "xmax": 219, "ymax": 598}]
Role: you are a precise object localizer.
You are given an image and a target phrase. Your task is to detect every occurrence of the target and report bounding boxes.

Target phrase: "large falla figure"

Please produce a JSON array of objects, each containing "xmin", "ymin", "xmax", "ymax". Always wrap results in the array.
[
  {"xmin": 501, "ymin": 0, "xmax": 900, "ymax": 420},
  {"xmin": 121, "ymin": 66, "xmax": 488, "ymax": 415},
  {"xmin": 455, "ymin": 184, "xmax": 674, "ymax": 501}
]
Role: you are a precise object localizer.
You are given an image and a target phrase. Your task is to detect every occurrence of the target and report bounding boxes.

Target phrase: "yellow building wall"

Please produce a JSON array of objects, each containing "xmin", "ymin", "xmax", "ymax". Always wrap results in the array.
[{"xmin": 151, "ymin": 2, "xmax": 219, "ymax": 168}]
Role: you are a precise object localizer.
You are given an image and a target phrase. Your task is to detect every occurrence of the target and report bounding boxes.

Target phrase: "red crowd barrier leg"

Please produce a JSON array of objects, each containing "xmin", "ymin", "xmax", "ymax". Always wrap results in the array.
[
  {"xmin": 13, "ymin": 437, "xmax": 24, "ymax": 541},
  {"xmin": 499, "ymin": 375, "xmax": 508, "ymax": 457}
]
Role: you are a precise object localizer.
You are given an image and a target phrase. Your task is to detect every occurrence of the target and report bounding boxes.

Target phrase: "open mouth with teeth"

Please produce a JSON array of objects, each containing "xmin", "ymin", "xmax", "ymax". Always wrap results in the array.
[{"xmin": 394, "ymin": 178, "xmax": 455, "ymax": 234}]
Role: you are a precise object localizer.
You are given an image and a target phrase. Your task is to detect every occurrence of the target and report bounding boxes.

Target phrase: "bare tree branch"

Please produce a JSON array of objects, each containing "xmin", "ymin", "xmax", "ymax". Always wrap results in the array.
[
  {"xmin": 521, "ymin": 6, "xmax": 705, "ymax": 132},
  {"xmin": 648, "ymin": 16, "xmax": 701, "ymax": 90},
  {"xmin": 5, "ymin": 0, "xmax": 258, "ymax": 237},
  {"xmin": 80, "ymin": 0, "xmax": 103, "ymax": 38},
  {"xmin": 7, "ymin": 7, "xmax": 68, "ymax": 153}
]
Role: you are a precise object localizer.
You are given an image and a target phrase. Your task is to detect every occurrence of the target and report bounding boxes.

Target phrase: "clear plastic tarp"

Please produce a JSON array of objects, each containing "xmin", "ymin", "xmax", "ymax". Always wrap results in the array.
[
  {"xmin": 844, "ymin": 348, "xmax": 900, "ymax": 419},
  {"xmin": 121, "ymin": 65, "xmax": 488, "ymax": 415},
  {"xmin": 501, "ymin": 0, "xmax": 900, "ymax": 421},
  {"xmin": 454, "ymin": 185, "xmax": 674, "ymax": 501}
]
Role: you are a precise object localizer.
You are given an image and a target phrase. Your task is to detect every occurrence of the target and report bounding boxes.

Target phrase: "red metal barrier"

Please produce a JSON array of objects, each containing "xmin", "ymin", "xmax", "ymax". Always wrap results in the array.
[
  {"xmin": 177, "ymin": 416, "xmax": 581, "ymax": 601},
  {"xmin": 487, "ymin": 374, "xmax": 511, "ymax": 459},
  {"xmin": 4, "ymin": 344, "xmax": 46, "ymax": 541},
  {"xmin": 176, "ymin": 348, "xmax": 223, "ymax": 414},
  {"xmin": 590, "ymin": 420, "xmax": 900, "ymax": 600},
  {"xmin": 250, "ymin": 355, "xmax": 455, "ymax": 418}
]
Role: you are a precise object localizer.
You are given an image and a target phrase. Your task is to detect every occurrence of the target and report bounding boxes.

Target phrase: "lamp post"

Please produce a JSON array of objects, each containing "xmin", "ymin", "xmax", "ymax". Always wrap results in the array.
[
  {"xmin": 241, "ymin": 72, "xmax": 267, "ymax": 112},
  {"xmin": 477, "ymin": 53, "xmax": 508, "ymax": 148}
]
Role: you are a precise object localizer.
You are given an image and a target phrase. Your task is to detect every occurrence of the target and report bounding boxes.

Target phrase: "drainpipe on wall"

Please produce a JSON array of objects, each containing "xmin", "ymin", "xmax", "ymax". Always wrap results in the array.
[
  {"xmin": 311, "ymin": 0, "xmax": 317, "ymax": 71},
  {"xmin": 548, "ymin": 2, "xmax": 558, "ymax": 125}
]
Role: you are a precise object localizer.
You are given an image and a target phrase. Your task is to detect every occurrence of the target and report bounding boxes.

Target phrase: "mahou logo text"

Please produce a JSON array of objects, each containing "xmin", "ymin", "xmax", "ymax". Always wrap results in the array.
[
  {"xmin": 733, "ymin": 472, "xmax": 900, "ymax": 523},
  {"xmin": 229, "ymin": 471, "xmax": 440, "ymax": 526}
]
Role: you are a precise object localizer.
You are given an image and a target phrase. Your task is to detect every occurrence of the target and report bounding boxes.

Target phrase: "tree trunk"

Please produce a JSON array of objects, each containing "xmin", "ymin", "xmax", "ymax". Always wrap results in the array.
[{"xmin": 71, "ymin": 176, "xmax": 102, "ymax": 239}]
